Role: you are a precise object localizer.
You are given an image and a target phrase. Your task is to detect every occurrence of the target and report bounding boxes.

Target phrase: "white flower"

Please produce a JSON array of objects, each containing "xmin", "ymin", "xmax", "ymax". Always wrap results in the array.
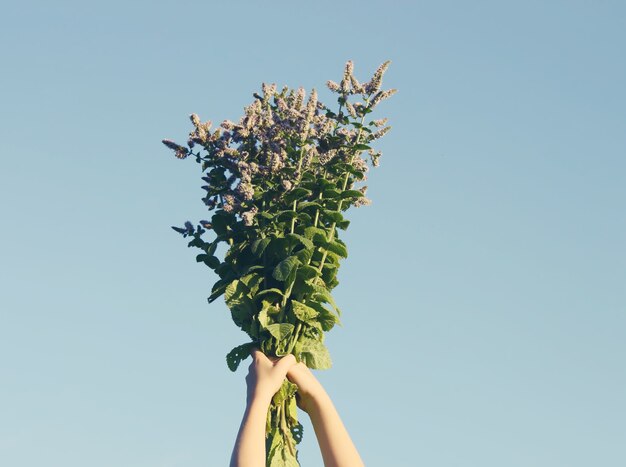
[
  {"xmin": 189, "ymin": 113, "xmax": 201, "ymax": 127},
  {"xmin": 369, "ymin": 88, "xmax": 397, "ymax": 109},
  {"xmin": 326, "ymin": 80, "xmax": 341, "ymax": 92},
  {"xmin": 365, "ymin": 60, "xmax": 391, "ymax": 94},
  {"xmin": 370, "ymin": 125, "xmax": 391, "ymax": 141},
  {"xmin": 242, "ymin": 205, "xmax": 258, "ymax": 226},
  {"xmin": 222, "ymin": 194, "xmax": 237, "ymax": 213},
  {"xmin": 236, "ymin": 181, "xmax": 255, "ymax": 201}
]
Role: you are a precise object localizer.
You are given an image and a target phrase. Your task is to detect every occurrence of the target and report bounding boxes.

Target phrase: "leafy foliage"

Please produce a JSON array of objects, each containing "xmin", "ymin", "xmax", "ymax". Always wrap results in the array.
[{"xmin": 163, "ymin": 59, "xmax": 395, "ymax": 466}]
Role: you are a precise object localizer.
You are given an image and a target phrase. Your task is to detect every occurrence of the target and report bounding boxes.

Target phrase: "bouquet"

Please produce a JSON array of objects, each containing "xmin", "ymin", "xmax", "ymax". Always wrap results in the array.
[{"xmin": 162, "ymin": 60, "xmax": 395, "ymax": 466}]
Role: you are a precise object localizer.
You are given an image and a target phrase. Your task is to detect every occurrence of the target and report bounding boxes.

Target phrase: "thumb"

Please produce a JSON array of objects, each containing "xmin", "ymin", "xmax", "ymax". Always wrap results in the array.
[{"xmin": 274, "ymin": 354, "xmax": 297, "ymax": 375}]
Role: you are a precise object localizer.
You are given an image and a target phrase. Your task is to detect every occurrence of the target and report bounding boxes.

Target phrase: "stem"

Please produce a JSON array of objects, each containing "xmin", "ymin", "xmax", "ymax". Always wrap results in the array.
[
  {"xmin": 288, "ymin": 322, "xmax": 302, "ymax": 354},
  {"xmin": 280, "ymin": 399, "xmax": 296, "ymax": 456},
  {"xmin": 315, "ymin": 97, "xmax": 370, "ymax": 274},
  {"xmin": 288, "ymin": 121, "xmax": 312, "ymax": 236},
  {"xmin": 263, "ymin": 244, "xmax": 268, "ymax": 290},
  {"xmin": 312, "ymin": 182, "xmax": 324, "ymax": 228},
  {"xmin": 290, "ymin": 199, "xmax": 297, "ymax": 234},
  {"xmin": 276, "ymin": 402, "xmax": 282, "ymax": 430}
]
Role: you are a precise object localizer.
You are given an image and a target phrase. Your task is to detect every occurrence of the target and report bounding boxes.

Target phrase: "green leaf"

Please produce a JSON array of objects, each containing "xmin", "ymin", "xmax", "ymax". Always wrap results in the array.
[
  {"xmin": 231, "ymin": 302, "xmax": 254, "ymax": 329},
  {"xmin": 205, "ymin": 240, "xmax": 219, "ymax": 256},
  {"xmin": 272, "ymin": 379, "xmax": 298, "ymax": 405},
  {"xmin": 295, "ymin": 247, "xmax": 313, "ymax": 264},
  {"xmin": 283, "ymin": 265, "xmax": 298, "ymax": 295},
  {"xmin": 297, "ymin": 211, "xmax": 312, "ymax": 223},
  {"xmin": 196, "ymin": 254, "xmax": 220, "ymax": 269},
  {"xmin": 277, "ymin": 210, "xmax": 298, "ymax": 222},
  {"xmin": 255, "ymin": 288, "xmax": 284, "ymax": 300},
  {"xmin": 206, "ymin": 255, "xmax": 221, "ymax": 269},
  {"xmin": 336, "ymin": 218, "xmax": 350, "ymax": 230},
  {"xmin": 303, "ymin": 226, "xmax": 328, "ymax": 243},
  {"xmin": 267, "ymin": 429, "xmax": 284, "ymax": 467},
  {"xmin": 266, "ymin": 323, "xmax": 295, "ymax": 340},
  {"xmin": 241, "ymin": 264, "xmax": 265, "ymax": 275},
  {"xmin": 226, "ymin": 342, "xmax": 254, "ymax": 372},
  {"xmin": 300, "ymin": 339, "xmax": 332, "ymax": 370},
  {"xmin": 290, "ymin": 421, "xmax": 303, "ymax": 444},
  {"xmin": 285, "ymin": 233, "xmax": 314, "ymax": 250},
  {"xmin": 297, "ymin": 201, "xmax": 323, "ymax": 211},
  {"xmin": 288, "ymin": 187, "xmax": 312, "ymax": 198},
  {"xmin": 257, "ymin": 304, "xmax": 271, "ymax": 329},
  {"xmin": 224, "ymin": 279, "xmax": 243, "ymax": 305},
  {"xmin": 340, "ymin": 189, "xmax": 364, "ymax": 199},
  {"xmin": 240, "ymin": 272, "xmax": 264, "ymax": 295},
  {"xmin": 324, "ymin": 239, "xmax": 348, "ymax": 259},
  {"xmin": 322, "ymin": 188, "xmax": 342, "ymax": 198},
  {"xmin": 266, "ymin": 236, "xmax": 291, "ymax": 261},
  {"xmin": 272, "ymin": 256, "xmax": 300, "ymax": 282},
  {"xmin": 297, "ymin": 265, "xmax": 319, "ymax": 280},
  {"xmin": 207, "ymin": 278, "xmax": 229, "ymax": 303},
  {"xmin": 211, "ymin": 212, "xmax": 230, "ymax": 236},
  {"xmin": 309, "ymin": 283, "xmax": 341, "ymax": 316},
  {"xmin": 321, "ymin": 209, "xmax": 345, "ymax": 224},
  {"xmin": 268, "ymin": 440, "xmax": 299, "ymax": 467},
  {"xmin": 308, "ymin": 301, "xmax": 340, "ymax": 331},
  {"xmin": 225, "ymin": 279, "xmax": 256, "ymax": 331},
  {"xmin": 251, "ymin": 237, "xmax": 271, "ymax": 257},
  {"xmin": 291, "ymin": 299, "xmax": 319, "ymax": 322}
]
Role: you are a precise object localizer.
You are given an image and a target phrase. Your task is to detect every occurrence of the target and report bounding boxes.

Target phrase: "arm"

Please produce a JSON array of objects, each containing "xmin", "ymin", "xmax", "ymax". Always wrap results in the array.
[
  {"xmin": 287, "ymin": 363, "xmax": 365, "ymax": 467},
  {"xmin": 229, "ymin": 350, "xmax": 296, "ymax": 467}
]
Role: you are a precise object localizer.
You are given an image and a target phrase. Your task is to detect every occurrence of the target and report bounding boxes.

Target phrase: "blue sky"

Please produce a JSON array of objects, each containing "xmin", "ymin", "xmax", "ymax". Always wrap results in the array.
[{"xmin": 1, "ymin": 1, "xmax": 625, "ymax": 466}]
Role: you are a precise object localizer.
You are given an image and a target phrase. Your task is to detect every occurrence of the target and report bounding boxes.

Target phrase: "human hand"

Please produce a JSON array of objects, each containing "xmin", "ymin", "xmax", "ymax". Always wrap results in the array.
[
  {"xmin": 245, "ymin": 349, "xmax": 297, "ymax": 406},
  {"xmin": 286, "ymin": 362, "xmax": 327, "ymax": 414}
]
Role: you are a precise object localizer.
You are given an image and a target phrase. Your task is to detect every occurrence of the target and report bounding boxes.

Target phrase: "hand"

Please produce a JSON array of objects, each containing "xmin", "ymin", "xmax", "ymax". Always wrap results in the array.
[
  {"xmin": 286, "ymin": 362, "xmax": 327, "ymax": 414},
  {"xmin": 245, "ymin": 349, "xmax": 297, "ymax": 405},
  {"xmin": 287, "ymin": 363, "xmax": 365, "ymax": 466}
]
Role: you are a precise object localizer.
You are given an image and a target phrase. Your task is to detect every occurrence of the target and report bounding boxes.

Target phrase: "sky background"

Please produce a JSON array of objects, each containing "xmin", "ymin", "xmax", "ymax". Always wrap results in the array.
[{"xmin": 1, "ymin": 1, "xmax": 625, "ymax": 466}]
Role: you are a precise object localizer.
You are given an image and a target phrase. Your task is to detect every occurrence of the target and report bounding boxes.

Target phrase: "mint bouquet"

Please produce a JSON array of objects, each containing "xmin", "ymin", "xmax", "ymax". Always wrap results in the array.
[{"xmin": 162, "ymin": 60, "xmax": 395, "ymax": 466}]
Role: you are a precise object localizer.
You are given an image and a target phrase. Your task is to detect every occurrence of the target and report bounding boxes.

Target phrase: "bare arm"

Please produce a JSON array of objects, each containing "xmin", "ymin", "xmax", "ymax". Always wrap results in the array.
[
  {"xmin": 229, "ymin": 350, "xmax": 296, "ymax": 467},
  {"xmin": 287, "ymin": 363, "xmax": 365, "ymax": 467}
]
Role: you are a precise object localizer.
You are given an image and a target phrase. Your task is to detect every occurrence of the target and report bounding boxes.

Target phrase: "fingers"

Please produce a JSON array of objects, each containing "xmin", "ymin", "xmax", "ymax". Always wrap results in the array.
[
  {"xmin": 251, "ymin": 348, "xmax": 272, "ymax": 365},
  {"xmin": 286, "ymin": 361, "xmax": 309, "ymax": 377},
  {"xmin": 274, "ymin": 353, "xmax": 297, "ymax": 374}
]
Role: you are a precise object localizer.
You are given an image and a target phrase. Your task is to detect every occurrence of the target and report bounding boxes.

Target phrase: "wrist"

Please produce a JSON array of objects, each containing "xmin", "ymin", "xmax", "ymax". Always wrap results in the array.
[
  {"xmin": 302, "ymin": 385, "xmax": 331, "ymax": 414},
  {"xmin": 247, "ymin": 390, "xmax": 273, "ymax": 409}
]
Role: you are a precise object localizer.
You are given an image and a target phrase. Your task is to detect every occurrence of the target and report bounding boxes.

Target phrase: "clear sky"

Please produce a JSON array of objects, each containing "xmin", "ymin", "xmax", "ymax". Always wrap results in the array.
[{"xmin": 1, "ymin": 1, "xmax": 625, "ymax": 466}]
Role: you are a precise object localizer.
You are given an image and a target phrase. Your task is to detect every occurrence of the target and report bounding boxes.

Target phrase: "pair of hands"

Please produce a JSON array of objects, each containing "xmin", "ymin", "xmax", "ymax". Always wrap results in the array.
[
  {"xmin": 237, "ymin": 349, "xmax": 366, "ymax": 467},
  {"xmin": 245, "ymin": 349, "xmax": 322, "ymax": 413}
]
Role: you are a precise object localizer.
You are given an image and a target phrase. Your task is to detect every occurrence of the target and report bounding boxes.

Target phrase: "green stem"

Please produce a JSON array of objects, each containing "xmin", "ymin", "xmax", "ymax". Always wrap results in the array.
[
  {"xmin": 288, "ymin": 123, "xmax": 311, "ymax": 236},
  {"xmin": 288, "ymin": 322, "xmax": 302, "ymax": 354},
  {"xmin": 316, "ymin": 98, "xmax": 370, "ymax": 274},
  {"xmin": 313, "ymin": 189, "xmax": 323, "ymax": 228},
  {"xmin": 290, "ymin": 199, "xmax": 297, "ymax": 234},
  {"xmin": 280, "ymin": 399, "xmax": 296, "ymax": 456}
]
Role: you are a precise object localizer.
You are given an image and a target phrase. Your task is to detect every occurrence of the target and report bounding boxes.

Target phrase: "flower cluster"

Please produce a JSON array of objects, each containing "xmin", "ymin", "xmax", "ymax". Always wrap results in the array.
[{"xmin": 162, "ymin": 60, "xmax": 396, "ymax": 223}]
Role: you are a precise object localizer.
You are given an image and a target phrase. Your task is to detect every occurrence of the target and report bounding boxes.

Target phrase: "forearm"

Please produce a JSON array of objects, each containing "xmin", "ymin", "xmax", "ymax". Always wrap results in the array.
[
  {"xmin": 307, "ymin": 390, "xmax": 365, "ymax": 467},
  {"xmin": 229, "ymin": 396, "xmax": 271, "ymax": 467}
]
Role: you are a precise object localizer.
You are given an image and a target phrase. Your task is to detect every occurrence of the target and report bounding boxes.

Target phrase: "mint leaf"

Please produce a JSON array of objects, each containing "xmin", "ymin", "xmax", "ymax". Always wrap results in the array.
[
  {"xmin": 291, "ymin": 300, "xmax": 319, "ymax": 322},
  {"xmin": 272, "ymin": 256, "xmax": 301, "ymax": 282},
  {"xmin": 300, "ymin": 339, "xmax": 332, "ymax": 370},
  {"xmin": 266, "ymin": 323, "xmax": 295, "ymax": 341},
  {"xmin": 226, "ymin": 342, "xmax": 254, "ymax": 372}
]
